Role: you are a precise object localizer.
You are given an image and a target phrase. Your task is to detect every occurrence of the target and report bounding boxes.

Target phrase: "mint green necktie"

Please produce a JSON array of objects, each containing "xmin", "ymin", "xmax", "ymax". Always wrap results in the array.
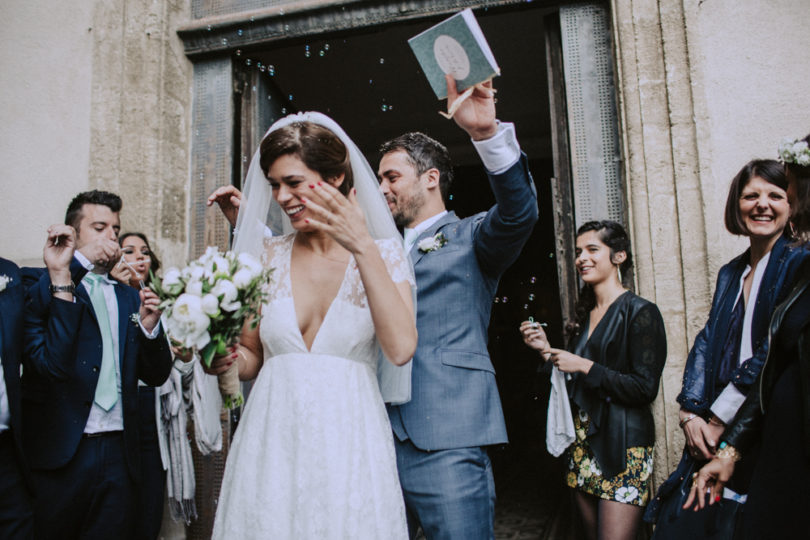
[{"xmin": 84, "ymin": 273, "xmax": 118, "ymax": 411}]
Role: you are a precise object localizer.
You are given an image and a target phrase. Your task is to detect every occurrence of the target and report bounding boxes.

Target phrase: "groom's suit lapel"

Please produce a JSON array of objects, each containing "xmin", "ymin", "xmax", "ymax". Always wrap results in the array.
[{"xmin": 410, "ymin": 211, "xmax": 459, "ymax": 266}]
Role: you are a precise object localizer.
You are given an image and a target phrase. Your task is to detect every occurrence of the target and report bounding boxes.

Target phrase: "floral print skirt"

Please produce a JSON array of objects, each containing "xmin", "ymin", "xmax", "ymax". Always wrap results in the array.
[{"xmin": 565, "ymin": 409, "xmax": 653, "ymax": 506}]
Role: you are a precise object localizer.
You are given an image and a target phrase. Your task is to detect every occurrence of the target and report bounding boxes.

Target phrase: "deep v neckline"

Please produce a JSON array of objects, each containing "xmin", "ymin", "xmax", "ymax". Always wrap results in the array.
[
  {"xmin": 585, "ymin": 290, "xmax": 629, "ymax": 344},
  {"xmin": 287, "ymin": 237, "xmax": 352, "ymax": 353}
]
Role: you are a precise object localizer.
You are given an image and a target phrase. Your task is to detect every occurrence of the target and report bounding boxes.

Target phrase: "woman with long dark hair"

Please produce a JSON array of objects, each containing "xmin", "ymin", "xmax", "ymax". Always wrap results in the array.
[
  {"xmin": 646, "ymin": 160, "xmax": 806, "ymax": 537},
  {"xmin": 521, "ymin": 220, "xmax": 667, "ymax": 540},
  {"xmin": 686, "ymin": 134, "xmax": 810, "ymax": 538}
]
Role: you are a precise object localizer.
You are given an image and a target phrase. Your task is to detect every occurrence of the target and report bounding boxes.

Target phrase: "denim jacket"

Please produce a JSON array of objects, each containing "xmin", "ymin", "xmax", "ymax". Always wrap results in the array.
[{"xmin": 677, "ymin": 233, "xmax": 807, "ymax": 415}]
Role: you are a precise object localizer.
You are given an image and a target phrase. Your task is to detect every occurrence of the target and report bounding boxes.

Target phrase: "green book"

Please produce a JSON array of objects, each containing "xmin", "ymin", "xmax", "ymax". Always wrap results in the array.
[{"xmin": 408, "ymin": 8, "xmax": 500, "ymax": 100}]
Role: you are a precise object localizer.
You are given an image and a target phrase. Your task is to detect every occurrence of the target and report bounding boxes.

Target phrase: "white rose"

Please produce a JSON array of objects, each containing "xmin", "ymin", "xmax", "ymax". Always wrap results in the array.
[
  {"xmin": 201, "ymin": 246, "xmax": 218, "ymax": 262},
  {"xmin": 186, "ymin": 265, "xmax": 205, "ymax": 281},
  {"xmin": 792, "ymin": 141, "xmax": 808, "ymax": 156},
  {"xmin": 201, "ymin": 294, "xmax": 220, "ymax": 316},
  {"xmin": 185, "ymin": 280, "xmax": 203, "ymax": 296},
  {"xmin": 162, "ymin": 268, "xmax": 182, "ymax": 287},
  {"xmin": 166, "ymin": 294, "xmax": 211, "ymax": 349},
  {"xmin": 212, "ymin": 279, "xmax": 241, "ymax": 311},
  {"xmin": 237, "ymin": 252, "xmax": 263, "ymax": 278},
  {"xmin": 232, "ymin": 268, "xmax": 254, "ymax": 288}
]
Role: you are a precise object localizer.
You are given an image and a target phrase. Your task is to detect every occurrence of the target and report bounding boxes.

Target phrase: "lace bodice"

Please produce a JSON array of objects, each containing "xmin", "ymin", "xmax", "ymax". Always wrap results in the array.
[{"xmin": 259, "ymin": 234, "xmax": 414, "ymax": 366}]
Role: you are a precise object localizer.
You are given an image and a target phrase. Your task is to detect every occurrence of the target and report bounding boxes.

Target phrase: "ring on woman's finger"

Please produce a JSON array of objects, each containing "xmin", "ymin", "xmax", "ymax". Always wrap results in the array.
[{"xmin": 692, "ymin": 472, "xmax": 699, "ymax": 479}]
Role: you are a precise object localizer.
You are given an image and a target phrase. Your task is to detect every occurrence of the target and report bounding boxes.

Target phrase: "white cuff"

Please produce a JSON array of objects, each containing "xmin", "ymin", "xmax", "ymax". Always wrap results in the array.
[
  {"xmin": 710, "ymin": 383, "xmax": 747, "ymax": 424},
  {"xmin": 139, "ymin": 317, "xmax": 161, "ymax": 340},
  {"xmin": 471, "ymin": 121, "xmax": 521, "ymax": 175}
]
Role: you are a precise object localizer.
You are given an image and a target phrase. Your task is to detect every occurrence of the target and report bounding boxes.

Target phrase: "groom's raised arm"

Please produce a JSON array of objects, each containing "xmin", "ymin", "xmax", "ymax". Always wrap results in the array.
[{"xmin": 446, "ymin": 75, "xmax": 538, "ymax": 277}]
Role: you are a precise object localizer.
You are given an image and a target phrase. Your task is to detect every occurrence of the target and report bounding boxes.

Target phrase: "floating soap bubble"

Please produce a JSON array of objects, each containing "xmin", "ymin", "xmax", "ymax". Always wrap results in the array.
[
  {"xmin": 284, "ymin": 24, "xmax": 290, "ymax": 31},
  {"xmin": 237, "ymin": 29, "xmax": 243, "ymax": 36},
  {"xmin": 268, "ymin": 65, "xmax": 275, "ymax": 76},
  {"xmin": 379, "ymin": 58, "xmax": 385, "ymax": 64},
  {"xmin": 207, "ymin": 25, "xmax": 212, "ymax": 31},
  {"xmin": 221, "ymin": 38, "xmax": 228, "ymax": 46},
  {"xmin": 324, "ymin": 44, "xmax": 330, "ymax": 51},
  {"xmin": 288, "ymin": 94, "xmax": 293, "ymax": 101},
  {"xmin": 528, "ymin": 294, "xmax": 535, "ymax": 301},
  {"xmin": 281, "ymin": 107, "xmax": 287, "ymax": 114},
  {"xmin": 502, "ymin": 297, "xmax": 508, "ymax": 303},
  {"xmin": 249, "ymin": 15, "xmax": 255, "ymax": 22},
  {"xmin": 259, "ymin": 65, "xmax": 265, "ymax": 72},
  {"xmin": 319, "ymin": 50, "xmax": 325, "ymax": 57},
  {"xmin": 523, "ymin": 304, "xmax": 529, "ymax": 310},
  {"xmin": 305, "ymin": 50, "xmax": 311, "ymax": 58},
  {"xmin": 548, "ymin": 252, "xmax": 554, "ymax": 258},
  {"xmin": 449, "ymin": 194, "xmax": 454, "ymax": 200},
  {"xmin": 245, "ymin": 59, "xmax": 252, "ymax": 66},
  {"xmin": 493, "ymin": 297, "xmax": 500, "ymax": 304},
  {"xmin": 235, "ymin": 49, "xmax": 241, "ymax": 56},
  {"xmin": 381, "ymin": 104, "xmax": 388, "ymax": 112},
  {"xmin": 369, "ymin": 79, "xmax": 373, "ymax": 85},
  {"xmin": 529, "ymin": 276, "xmax": 536, "ymax": 284}
]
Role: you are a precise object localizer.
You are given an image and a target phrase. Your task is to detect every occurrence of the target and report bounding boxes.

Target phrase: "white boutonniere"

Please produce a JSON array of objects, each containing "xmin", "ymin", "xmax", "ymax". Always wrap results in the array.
[
  {"xmin": 0, "ymin": 275, "xmax": 10, "ymax": 292},
  {"xmin": 130, "ymin": 313, "xmax": 140, "ymax": 326},
  {"xmin": 418, "ymin": 233, "xmax": 448, "ymax": 253}
]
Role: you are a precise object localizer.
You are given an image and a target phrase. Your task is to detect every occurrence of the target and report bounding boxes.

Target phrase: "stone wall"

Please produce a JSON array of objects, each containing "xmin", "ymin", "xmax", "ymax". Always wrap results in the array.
[{"xmin": 0, "ymin": 0, "xmax": 193, "ymax": 269}]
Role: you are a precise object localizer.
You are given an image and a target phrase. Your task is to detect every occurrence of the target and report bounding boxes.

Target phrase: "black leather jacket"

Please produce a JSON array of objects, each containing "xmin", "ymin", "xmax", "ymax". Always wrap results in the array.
[
  {"xmin": 569, "ymin": 291, "xmax": 667, "ymax": 478},
  {"xmin": 723, "ymin": 267, "xmax": 810, "ymax": 457}
]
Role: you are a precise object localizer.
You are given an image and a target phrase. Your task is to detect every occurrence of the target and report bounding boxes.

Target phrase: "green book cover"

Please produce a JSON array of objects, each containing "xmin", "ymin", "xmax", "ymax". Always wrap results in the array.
[{"xmin": 408, "ymin": 9, "xmax": 500, "ymax": 100}]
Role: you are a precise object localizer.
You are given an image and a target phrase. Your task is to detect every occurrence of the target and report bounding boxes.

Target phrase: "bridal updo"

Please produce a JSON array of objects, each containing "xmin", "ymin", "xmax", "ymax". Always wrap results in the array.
[{"xmin": 259, "ymin": 121, "xmax": 354, "ymax": 196}]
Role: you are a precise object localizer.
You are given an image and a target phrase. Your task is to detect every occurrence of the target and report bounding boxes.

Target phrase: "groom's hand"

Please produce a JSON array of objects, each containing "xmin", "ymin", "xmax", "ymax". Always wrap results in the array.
[
  {"xmin": 207, "ymin": 186, "xmax": 242, "ymax": 227},
  {"xmin": 447, "ymin": 74, "xmax": 498, "ymax": 141}
]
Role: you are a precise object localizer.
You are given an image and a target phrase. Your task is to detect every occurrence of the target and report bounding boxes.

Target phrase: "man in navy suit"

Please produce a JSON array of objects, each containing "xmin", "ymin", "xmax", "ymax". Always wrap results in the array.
[
  {"xmin": 23, "ymin": 190, "xmax": 172, "ymax": 539},
  {"xmin": 0, "ymin": 257, "xmax": 34, "ymax": 539},
  {"xmin": 378, "ymin": 77, "xmax": 538, "ymax": 539}
]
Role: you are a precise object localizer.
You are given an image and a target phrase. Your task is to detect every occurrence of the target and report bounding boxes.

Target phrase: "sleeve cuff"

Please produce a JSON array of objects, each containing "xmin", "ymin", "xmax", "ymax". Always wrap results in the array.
[
  {"xmin": 471, "ymin": 121, "xmax": 521, "ymax": 175},
  {"xmin": 139, "ymin": 318, "xmax": 161, "ymax": 340},
  {"xmin": 710, "ymin": 384, "xmax": 747, "ymax": 424}
]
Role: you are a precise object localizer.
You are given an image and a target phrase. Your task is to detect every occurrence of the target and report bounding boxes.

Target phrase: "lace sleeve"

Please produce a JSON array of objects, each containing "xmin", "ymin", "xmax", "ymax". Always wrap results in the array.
[{"xmin": 376, "ymin": 238, "xmax": 415, "ymax": 287}]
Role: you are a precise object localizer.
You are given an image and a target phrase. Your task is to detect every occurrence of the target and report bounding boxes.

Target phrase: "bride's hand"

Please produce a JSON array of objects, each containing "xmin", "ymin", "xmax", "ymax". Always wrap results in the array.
[
  {"xmin": 203, "ymin": 345, "xmax": 239, "ymax": 376},
  {"xmin": 301, "ymin": 182, "xmax": 374, "ymax": 254}
]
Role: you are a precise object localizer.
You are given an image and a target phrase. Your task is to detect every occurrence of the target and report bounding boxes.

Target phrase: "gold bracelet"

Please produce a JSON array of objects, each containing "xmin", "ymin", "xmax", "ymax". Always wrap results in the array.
[
  {"xmin": 708, "ymin": 416, "xmax": 725, "ymax": 427},
  {"xmin": 716, "ymin": 442, "xmax": 741, "ymax": 462}
]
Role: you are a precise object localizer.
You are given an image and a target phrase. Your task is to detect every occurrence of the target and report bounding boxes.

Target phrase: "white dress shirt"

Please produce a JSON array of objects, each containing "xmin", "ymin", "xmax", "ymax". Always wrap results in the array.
[
  {"xmin": 74, "ymin": 251, "xmax": 159, "ymax": 433},
  {"xmin": 0, "ymin": 360, "xmax": 10, "ymax": 432}
]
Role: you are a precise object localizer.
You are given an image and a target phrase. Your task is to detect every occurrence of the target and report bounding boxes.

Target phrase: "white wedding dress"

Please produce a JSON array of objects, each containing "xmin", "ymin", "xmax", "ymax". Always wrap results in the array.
[{"xmin": 212, "ymin": 234, "xmax": 410, "ymax": 539}]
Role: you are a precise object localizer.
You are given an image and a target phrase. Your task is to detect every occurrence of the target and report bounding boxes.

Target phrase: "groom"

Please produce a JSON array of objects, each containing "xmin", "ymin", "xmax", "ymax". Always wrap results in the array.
[{"xmin": 377, "ymin": 76, "xmax": 538, "ymax": 539}]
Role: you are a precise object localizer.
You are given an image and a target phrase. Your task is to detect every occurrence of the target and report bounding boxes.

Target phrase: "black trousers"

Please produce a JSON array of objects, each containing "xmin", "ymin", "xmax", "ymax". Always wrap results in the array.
[
  {"xmin": 134, "ymin": 387, "xmax": 166, "ymax": 540},
  {"xmin": 32, "ymin": 432, "xmax": 134, "ymax": 540},
  {"xmin": 0, "ymin": 431, "xmax": 33, "ymax": 539}
]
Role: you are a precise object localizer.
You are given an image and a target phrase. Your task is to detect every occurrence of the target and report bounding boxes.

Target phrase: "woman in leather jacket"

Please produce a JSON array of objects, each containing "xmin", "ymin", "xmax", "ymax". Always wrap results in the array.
[
  {"xmin": 521, "ymin": 220, "xmax": 666, "ymax": 540},
  {"xmin": 645, "ymin": 160, "xmax": 805, "ymax": 530},
  {"xmin": 687, "ymin": 134, "xmax": 810, "ymax": 538}
]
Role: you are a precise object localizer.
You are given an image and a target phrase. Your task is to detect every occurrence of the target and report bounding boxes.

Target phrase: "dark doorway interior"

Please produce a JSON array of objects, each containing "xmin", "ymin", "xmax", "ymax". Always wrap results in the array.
[{"xmin": 240, "ymin": 4, "xmax": 568, "ymax": 537}]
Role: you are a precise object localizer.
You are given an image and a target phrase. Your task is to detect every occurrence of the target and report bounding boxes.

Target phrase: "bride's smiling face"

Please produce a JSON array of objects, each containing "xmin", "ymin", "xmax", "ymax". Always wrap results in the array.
[{"xmin": 267, "ymin": 153, "xmax": 344, "ymax": 230}]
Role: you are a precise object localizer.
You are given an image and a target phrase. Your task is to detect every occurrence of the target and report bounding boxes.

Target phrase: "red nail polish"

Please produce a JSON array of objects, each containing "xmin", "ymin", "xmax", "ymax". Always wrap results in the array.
[
  {"xmin": 317, "ymin": 181, "xmax": 322, "ymax": 186},
  {"xmin": 300, "ymin": 196, "xmax": 307, "ymax": 203},
  {"xmin": 309, "ymin": 184, "xmax": 315, "ymax": 189},
  {"xmin": 715, "ymin": 495, "xmax": 721, "ymax": 502}
]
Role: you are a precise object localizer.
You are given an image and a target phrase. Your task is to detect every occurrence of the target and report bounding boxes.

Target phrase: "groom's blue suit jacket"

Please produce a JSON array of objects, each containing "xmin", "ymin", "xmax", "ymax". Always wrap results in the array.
[
  {"xmin": 22, "ymin": 258, "xmax": 172, "ymax": 477},
  {"xmin": 389, "ymin": 153, "xmax": 538, "ymax": 450}
]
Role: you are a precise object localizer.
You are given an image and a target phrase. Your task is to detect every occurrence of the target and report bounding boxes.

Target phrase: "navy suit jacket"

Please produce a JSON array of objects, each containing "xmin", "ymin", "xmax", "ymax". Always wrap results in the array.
[
  {"xmin": 22, "ymin": 257, "xmax": 172, "ymax": 478},
  {"xmin": 0, "ymin": 257, "xmax": 31, "ymax": 489},
  {"xmin": 388, "ymin": 153, "xmax": 538, "ymax": 450}
]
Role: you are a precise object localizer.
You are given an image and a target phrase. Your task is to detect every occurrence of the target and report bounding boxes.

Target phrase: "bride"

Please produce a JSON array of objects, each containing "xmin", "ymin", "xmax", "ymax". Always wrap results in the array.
[{"xmin": 207, "ymin": 113, "xmax": 416, "ymax": 539}]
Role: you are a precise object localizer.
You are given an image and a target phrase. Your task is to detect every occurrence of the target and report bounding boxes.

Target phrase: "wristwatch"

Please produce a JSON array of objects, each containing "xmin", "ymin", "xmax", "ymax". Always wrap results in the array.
[{"xmin": 49, "ymin": 283, "xmax": 76, "ymax": 295}]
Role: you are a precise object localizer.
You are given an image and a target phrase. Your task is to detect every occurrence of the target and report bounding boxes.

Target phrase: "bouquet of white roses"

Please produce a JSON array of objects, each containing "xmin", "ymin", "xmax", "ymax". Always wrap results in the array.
[{"xmin": 151, "ymin": 247, "xmax": 272, "ymax": 409}]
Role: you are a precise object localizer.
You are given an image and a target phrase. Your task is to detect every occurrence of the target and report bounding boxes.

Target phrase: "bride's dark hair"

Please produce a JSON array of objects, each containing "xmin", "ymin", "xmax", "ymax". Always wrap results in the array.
[
  {"xmin": 566, "ymin": 220, "xmax": 633, "ymax": 338},
  {"xmin": 260, "ymin": 121, "xmax": 354, "ymax": 196}
]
